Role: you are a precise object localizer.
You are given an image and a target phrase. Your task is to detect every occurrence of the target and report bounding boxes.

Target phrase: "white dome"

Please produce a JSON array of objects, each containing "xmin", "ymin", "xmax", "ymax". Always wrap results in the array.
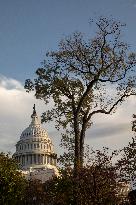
[
  {"xmin": 13, "ymin": 105, "xmax": 57, "ymax": 170},
  {"xmin": 20, "ymin": 115, "xmax": 50, "ymax": 141}
]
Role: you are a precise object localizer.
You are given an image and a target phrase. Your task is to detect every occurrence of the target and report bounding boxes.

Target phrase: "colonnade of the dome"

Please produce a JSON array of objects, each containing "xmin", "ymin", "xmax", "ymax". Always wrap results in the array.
[{"xmin": 15, "ymin": 153, "xmax": 56, "ymax": 168}]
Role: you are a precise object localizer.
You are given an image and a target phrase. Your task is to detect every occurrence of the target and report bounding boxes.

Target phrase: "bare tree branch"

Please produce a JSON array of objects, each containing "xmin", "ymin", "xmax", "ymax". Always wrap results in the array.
[{"xmin": 87, "ymin": 93, "xmax": 136, "ymax": 121}]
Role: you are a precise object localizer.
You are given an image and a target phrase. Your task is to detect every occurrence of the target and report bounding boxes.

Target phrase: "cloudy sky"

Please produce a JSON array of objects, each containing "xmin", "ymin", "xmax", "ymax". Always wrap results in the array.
[{"xmin": 0, "ymin": 0, "xmax": 136, "ymax": 156}]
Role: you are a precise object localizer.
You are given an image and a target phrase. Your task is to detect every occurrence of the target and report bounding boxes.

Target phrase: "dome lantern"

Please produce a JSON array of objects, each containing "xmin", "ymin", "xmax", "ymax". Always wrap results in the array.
[{"xmin": 30, "ymin": 104, "xmax": 40, "ymax": 126}]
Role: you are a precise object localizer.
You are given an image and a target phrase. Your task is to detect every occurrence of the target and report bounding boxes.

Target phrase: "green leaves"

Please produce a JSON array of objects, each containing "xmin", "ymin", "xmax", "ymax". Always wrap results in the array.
[
  {"xmin": 0, "ymin": 153, "xmax": 27, "ymax": 205},
  {"xmin": 117, "ymin": 135, "xmax": 136, "ymax": 188}
]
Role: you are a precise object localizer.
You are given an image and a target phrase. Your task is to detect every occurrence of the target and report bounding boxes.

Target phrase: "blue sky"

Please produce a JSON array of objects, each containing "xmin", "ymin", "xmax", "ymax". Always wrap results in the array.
[
  {"xmin": 0, "ymin": 0, "xmax": 136, "ymax": 81},
  {"xmin": 0, "ymin": 0, "xmax": 136, "ymax": 155}
]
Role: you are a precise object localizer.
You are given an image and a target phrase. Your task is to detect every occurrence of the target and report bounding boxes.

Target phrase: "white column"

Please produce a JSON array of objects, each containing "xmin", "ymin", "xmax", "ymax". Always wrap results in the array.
[
  {"xmin": 48, "ymin": 156, "xmax": 50, "ymax": 164},
  {"xmin": 36, "ymin": 154, "xmax": 38, "ymax": 164},
  {"xmin": 44, "ymin": 155, "xmax": 46, "ymax": 164},
  {"xmin": 30, "ymin": 155, "xmax": 32, "ymax": 164},
  {"xmin": 32, "ymin": 154, "xmax": 34, "ymax": 164},
  {"xmin": 29, "ymin": 154, "xmax": 32, "ymax": 164},
  {"xmin": 47, "ymin": 156, "xmax": 49, "ymax": 164},
  {"xmin": 22, "ymin": 156, "xmax": 24, "ymax": 165},
  {"xmin": 52, "ymin": 158, "xmax": 54, "ymax": 165},
  {"xmin": 24, "ymin": 155, "xmax": 26, "ymax": 166},
  {"xmin": 34, "ymin": 154, "xmax": 36, "ymax": 164},
  {"xmin": 23, "ymin": 155, "xmax": 25, "ymax": 165},
  {"xmin": 25, "ymin": 155, "xmax": 27, "ymax": 165},
  {"xmin": 27, "ymin": 155, "xmax": 30, "ymax": 165},
  {"xmin": 25, "ymin": 155, "xmax": 27, "ymax": 166},
  {"xmin": 38, "ymin": 154, "xmax": 40, "ymax": 164}
]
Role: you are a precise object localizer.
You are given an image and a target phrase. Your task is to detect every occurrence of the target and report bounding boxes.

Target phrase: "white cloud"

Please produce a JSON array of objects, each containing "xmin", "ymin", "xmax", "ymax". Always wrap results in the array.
[
  {"xmin": 0, "ymin": 74, "xmax": 23, "ymax": 90},
  {"xmin": 0, "ymin": 75, "xmax": 136, "ymax": 157},
  {"xmin": 86, "ymin": 96, "xmax": 136, "ymax": 150}
]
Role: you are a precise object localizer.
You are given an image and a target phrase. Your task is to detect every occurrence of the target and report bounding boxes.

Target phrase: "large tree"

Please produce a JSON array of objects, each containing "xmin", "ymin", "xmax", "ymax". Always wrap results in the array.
[{"xmin": 25, "ymin": 17, "xmax": 136, "ymax": 172}]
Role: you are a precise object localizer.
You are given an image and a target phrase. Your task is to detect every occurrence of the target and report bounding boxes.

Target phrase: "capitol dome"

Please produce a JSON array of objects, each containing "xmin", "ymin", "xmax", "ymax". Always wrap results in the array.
[{"xmin": 13, "ymin": 105, "xmax": 57, "ymax": 170}]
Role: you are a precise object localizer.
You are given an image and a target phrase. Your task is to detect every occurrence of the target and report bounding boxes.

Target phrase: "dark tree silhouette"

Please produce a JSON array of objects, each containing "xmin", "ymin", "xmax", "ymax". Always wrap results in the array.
[
  {"xmin": 0, "ymin": 153, "xmax": 27, "ymax": 205},
  {"xmin": 25, "ymin": 17, "xmax": 136, "ymax": 174}
]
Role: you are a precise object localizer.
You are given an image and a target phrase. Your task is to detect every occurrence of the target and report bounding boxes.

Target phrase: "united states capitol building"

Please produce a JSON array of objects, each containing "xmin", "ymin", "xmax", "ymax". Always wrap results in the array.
[{"xmin": 13, "ymin": 105, "xmax": 59, "ymax": 182}]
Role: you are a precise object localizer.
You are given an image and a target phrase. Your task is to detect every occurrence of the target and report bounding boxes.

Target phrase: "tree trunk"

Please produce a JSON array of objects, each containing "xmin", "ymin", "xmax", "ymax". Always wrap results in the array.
[
  {"xmin": 73, "ymin": 116, "xmax": 81, "ymax": 205},
  {"xmin": 74, "ymin": 121, "xmax": 80, "ymax": 175},
  {"xmin": 80, "ymin": 130, "xmax": 85, "ymax": 168},
  {"xmin": 80, "ymin": 117, "xmax": 87, "ymax": 168},
  {"xmin": 74, "ymin": 138, "xmax": 80, "ymax": 171}
]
